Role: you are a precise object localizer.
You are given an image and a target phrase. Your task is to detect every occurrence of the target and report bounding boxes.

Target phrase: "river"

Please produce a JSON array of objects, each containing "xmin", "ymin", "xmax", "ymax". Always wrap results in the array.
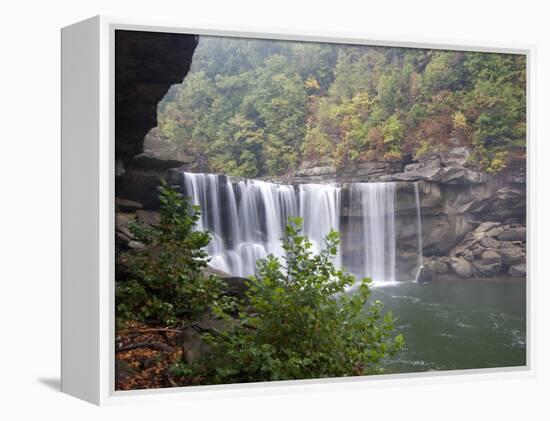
[{"xmin": 371, "ymin": 279, "xmax": 526, "ymax": 373}]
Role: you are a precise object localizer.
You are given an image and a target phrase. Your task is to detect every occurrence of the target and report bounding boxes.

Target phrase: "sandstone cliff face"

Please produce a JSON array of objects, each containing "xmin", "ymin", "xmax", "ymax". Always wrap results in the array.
[
  {"xmin": 115, "ymin": 30, "xmax": 198, "ymax": 160},
  {"xmin": 115, "ymin": 30, "xmax": 198, "ymax": 209},
  {"xmin": 290, "ymin": 147, "xmax": 526, "ymax": 280}
]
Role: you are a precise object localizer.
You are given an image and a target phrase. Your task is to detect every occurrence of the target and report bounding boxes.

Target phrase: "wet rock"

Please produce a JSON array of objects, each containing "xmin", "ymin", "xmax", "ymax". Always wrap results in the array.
[
  {"xmin": 434, "ymin": 260, "xmax": 449, "ymax": 274},
  {"xmin": 418, "ymin": 260, "xmax": 436, "ymax": 282},
  {"xmin": 509, "ymin": 263, "xmax": 527, "ymax": 277},
  {"xmin": 450, "ymin": 257, "xmax": 474, "ymax": 278},
  {"xmin": 474, "ymin": 250, "xmax": 502, "ymax": 276}
]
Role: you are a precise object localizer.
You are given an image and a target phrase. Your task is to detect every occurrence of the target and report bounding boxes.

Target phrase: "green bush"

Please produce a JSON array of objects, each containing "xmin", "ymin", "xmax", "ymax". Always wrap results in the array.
[
  {"xmin": 176, "ymin": 217, "xmax": 404, "ymax": 383},
  {"xmin": 116, "ymin": 182, "xmax": 229, "ymax": 325}
]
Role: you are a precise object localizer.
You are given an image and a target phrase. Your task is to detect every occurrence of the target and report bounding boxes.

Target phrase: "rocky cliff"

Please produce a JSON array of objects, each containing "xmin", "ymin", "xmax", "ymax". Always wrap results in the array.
[
  {"xmin": 115, "ymin": 30, "xmax": 198, "ymax": 208},
  {"xmin": 290, "ymin": 147, "xmax": 526, "ymax": 281}
]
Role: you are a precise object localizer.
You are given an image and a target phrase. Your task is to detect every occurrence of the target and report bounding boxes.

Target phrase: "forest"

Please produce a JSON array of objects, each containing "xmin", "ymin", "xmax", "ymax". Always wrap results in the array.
[{"xmin": 157, "ymin": 37, "xmax": 526, "ymax": 178}]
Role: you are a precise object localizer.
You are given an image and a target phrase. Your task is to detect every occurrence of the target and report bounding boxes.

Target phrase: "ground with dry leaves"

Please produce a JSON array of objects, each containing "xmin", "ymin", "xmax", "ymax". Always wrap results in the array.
[{"xmin": 115, "ymin": 321, "xmax": 204, "ymax": 390}]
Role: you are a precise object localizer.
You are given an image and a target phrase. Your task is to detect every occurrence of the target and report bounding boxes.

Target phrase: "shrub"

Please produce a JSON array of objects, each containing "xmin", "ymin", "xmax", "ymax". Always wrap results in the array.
[
  {"xmin": 487, "ymin": 150, "xmax": 508, "ymax": 174},
  {"xmin": 116, "ymin": 182, "xmax": 229, "ymax": 325},
  {"xmin": 177, "ymin": 217, "xmax": 404, "ymax": 383},
  {"xmin": 452, "ymin": 111, "xmax": 468, "ymax": 130}
]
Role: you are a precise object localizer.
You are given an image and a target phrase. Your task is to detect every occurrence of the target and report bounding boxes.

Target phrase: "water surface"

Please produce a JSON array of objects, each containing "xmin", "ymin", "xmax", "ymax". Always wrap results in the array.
[{"xmin": 370, "ymin": 279, "xmax": 526, "ymax": 373}]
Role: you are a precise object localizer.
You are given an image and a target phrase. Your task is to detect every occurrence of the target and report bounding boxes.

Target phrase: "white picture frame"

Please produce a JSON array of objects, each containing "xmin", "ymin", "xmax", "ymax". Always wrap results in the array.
[{"xmin": 61, "ymin": 15, "xmax": 535, "ymax": 405}]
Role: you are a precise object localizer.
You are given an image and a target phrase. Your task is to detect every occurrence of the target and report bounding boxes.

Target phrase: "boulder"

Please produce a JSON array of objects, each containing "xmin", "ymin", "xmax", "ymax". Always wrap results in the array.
[
  {"xmin": 203, "ymin": 266, "xmax": 249, "ymax": 300},
  {"xmin": 434, "ymin": 260, "xmax": 449, "ymax": 274},
  {"xmin": 509, "ymin": 263, "xmax": 527, "ymax": 277},
  {"xmin": 480, "ymin": 236, "xmax": 500, "ymax": 249},
  {"xmin": 496, "ymin": 245, "xmax": 525, "ymax": 265},
  {"xmin": 450, "ymin": 258, "xmax": 474, "ymax": 278},
  {"xmin": 115, "ymin": 212, "xmax": 135, "ymax": 240},
  {"xmin": 422, "ymin": 218, "xmax": 460, "ymax": 256},
  {"xmin": 486, "ymin": 226, "xmax": 505, "ymax": 237},
  {"xmin": 176, "ymin": 315, "xmax": 232, "ymax": 365},
  {"xmin": 474, "ymin": 221, "xmax": 501, "ymax": 233},
  {"xmin": 176, "ymin": 326, "xmax": 209, "ymax": 365},
  {"xmin": 116, "ymin": 198, "xmax": 143, "ymax": 212},
  {"xmin": 474, "ymin": 250, "xmax": 502, "ymax": 276},
  {"xmin": 418, "ymin": 260, "xmax": 436, "ymax": 282},
  {"xmin": 471, "ymin": 246, "xmax": 484, "ymax": 259},
  {"xmin": 136, "ymin": 210, "xmax": 161, "ymax": 226},
  {"xmin": 498, "ymin": 227, "xmax": 527, "ymax": 242}
]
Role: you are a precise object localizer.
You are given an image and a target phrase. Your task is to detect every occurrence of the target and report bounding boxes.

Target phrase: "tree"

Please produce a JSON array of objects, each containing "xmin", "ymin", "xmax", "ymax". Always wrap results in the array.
[
  {"xmin": 116, "ymin": 182, "xmax": 229, "ymax": 325},
  {"xmin": 156, "ymin": 38, "xmax": 526, "ymax": 175},
  {"xmin": 179, "ymin": 217, "xmax": 404, "ymax": 383}
]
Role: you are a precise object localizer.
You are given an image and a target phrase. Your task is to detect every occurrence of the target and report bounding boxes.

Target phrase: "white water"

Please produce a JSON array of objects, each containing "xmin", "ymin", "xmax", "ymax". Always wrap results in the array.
[
  {"xmin": 413, "ymin": 182, "xmax": 424, "ymax": 282},
  {"xmin": 349, "ymin": 182, "xmax": 396, "ymax": 284},
  {"xmin": 299, "ymin": 184, "xmax": 341, "ymax": 266},
  {"xmin": 182, "ymin": 172, "xmax": 421, "ymax": 285}
]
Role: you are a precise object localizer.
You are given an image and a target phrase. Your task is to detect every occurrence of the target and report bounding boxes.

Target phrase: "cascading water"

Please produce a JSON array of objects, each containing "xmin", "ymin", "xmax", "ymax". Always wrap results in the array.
[
  {"xmin": 348, "ymin": 182, "xmax": 396, "ymax": 284},
  {"xmin": 181, "ymin": 172, "xmax": 421, "ymax": 285},
  {"xmin": 183, "ymin": 172, "xmax": 297, "ymax": 277},
  {"xmin": 413, "ymin": 182, "xmax": 424, "ymax": 282},
  {"xmin": 299, "ymin": 184, "xmax": 341, "ymax": 265}
]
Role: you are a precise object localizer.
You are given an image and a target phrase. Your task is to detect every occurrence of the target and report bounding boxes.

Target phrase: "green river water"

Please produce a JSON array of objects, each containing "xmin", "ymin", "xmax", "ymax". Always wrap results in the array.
[{"xmin": 370, "ymin": 279, "xmax": 526, "ymax": 373}]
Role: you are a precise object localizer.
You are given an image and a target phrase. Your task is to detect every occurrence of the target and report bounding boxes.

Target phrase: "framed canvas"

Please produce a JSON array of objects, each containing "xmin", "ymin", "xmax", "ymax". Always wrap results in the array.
[{"xmin": 61, "ymin": 15, "xmax": 533, "ymax": 405}]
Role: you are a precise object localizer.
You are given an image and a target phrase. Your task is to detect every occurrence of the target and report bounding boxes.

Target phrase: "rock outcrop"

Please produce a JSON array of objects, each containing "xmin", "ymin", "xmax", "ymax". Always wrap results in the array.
[
  {"xmin": 115, "ymin": 30, "xmax": 198, "ymax": 209},
  {"xmin": 115, "ymin": 30, "xmax": 198, "ymax": 161},
  {"xmin": 294, "ymin": 146, "xmax": 526, "ymax": 280},
  {"xmin": 418, "ymin": 220, "xmax": 526, "ymax": 280}
]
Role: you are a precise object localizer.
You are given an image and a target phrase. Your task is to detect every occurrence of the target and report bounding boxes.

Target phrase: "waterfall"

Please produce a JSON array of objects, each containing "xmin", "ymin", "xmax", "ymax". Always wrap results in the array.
[
  {"xmin": 348, "ymin": 182, "xmax": 396, "ymax": 284},
  {"xmin": 299, "ymin": 184, "xmax": 341, "ymax": 265},
  {"xmin": 413, "ymin": 182, "xmax": 424, "ymax": 282},
  {"xmin": 181, "ymin": 172, "xmax": 419, "ymax": 285},
  {"xmin": 183, "ymin": 173, "xmax": 297, "ymax": 277}
]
